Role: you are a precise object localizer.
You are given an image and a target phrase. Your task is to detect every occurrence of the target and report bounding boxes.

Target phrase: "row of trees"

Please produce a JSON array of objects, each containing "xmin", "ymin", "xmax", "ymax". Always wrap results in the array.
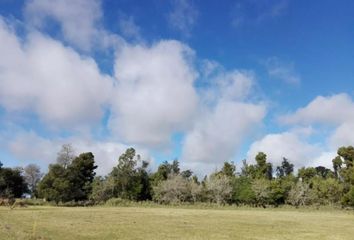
[{"xmin": 1, "ymin": 144, "xmax": 354, "ymax": 207}]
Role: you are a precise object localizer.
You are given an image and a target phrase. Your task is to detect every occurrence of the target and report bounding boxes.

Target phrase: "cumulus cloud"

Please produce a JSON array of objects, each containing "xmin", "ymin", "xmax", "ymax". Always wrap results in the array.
[
  {"xmin": 330, "ymin": 122, "xmax": 354, "ymax": 148},
  {"xmin": 167, "ymin": 0, "xmax": 198, "ymax": 36},
  {"xmin": 247, "ymin": 130, "xmax": 321, "ymax": 169},
  {"xmin": 257, "ymin": 93, "xmax": 354, "ymax": 170},
  {"xmin": 110, "ymin": 40, "xmax": 198, "ymax": 147},
  {"xmin": 264, "ymin": 57, "xmax": 300, "ymax": 85},
  {"xmin": 280, "ymin": 93, "xmax": 354, "ymax": 149},
  {"xmin": 24, "ymin": 0, "xmax": 118, "ymax": 51},
  {"xmin": 182, "ymin": 71, "xmax": 266, "ymax": 174},
  {"xmin": 0, "ymin": 19, "xmax": 113, "ymax": 129},
  {"xmin": 280, "ymin": 94, "xmax": 354, "ymax": 125}
]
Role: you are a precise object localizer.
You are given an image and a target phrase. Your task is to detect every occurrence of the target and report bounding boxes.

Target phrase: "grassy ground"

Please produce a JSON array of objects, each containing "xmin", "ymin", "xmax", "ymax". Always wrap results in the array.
[{"xmin": 0, "ymin": 206, "xmax": 353, "ymax": 240}]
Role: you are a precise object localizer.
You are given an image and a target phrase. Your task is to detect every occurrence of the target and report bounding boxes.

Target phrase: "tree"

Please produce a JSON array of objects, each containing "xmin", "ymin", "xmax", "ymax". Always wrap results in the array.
[
  {"xmin": 243, "ymin": 153, "xmax": 273, "ymax": 180},
  {"xmin": 342, "ymin": 186, "xmax": 354, "ymax": 206},
  {"xmin": 315, "ymin": 166, "xmax": 333, "ymax": 179},
  {"xmin": 90, "ymin": 176, "xmax": 115, "ymax": 203},
  {"xmin": 206, "ymin": 174, "xmax": 232, "ymax": 204},
  {"xmin": 0, "ymin": 166, "xmax": 28, "ymax": 198},
  {"xmin": 23, "ymin": 164, "xmax": 42, "ymax": 196},
  {"xmin": 232, "ymin": 176, "xmax": 255, "ymax": 205},
  {"xmin": 38, "ymin": 152, "xmax": 97, "ymax": 203},
  {"xmin": 332, "ymin": 156, "xmax": 342, "ymax": 179},
  {"xmin": 276, "ymin": 158, "xmax": 294, "ymax": 178},
  {"xmin": 252, "ymin": 179, "xmax": 271, "ymax": 207},
  {"xmin": 153, "ymin": 175, "xmax": 192, "ymax": 204},
  {"xmin": 56, "ymin": 144, "xmax": 76, "ymax": 168},
  {"xmin": 311, "ymin": 177, "xmax": 343, "ymax": 205},
  {"xmin": 37, "ymin": 164, "xmax": 71, "ymax": 203},
  {"xmin": 287, "ymin": 182, "xmax": 314, "ymax": 207},
  {"xmin": 150, "ymin": 160, "xmax": 181, "ymax": 185},
  {"xmin": 110, "ymin": 148, "xmax": 151, "ymax": 201},
  {"xmin": 298, "ymin": 167, "xmax": 317, "ymax": 182},
  {"xmin": 68, "ymin": 152, "xmax": 97, "ymax": 201},
  {"xmin": 136, "ymin": 160, "xmax": 152, "ymax": 201},
  {"xmin": 220, "ymin": 161, "xmax": 236, "ymax": 178},
  {"xmin": 181, "ymin": 170, "xmax": 193, "ymax": 179}
]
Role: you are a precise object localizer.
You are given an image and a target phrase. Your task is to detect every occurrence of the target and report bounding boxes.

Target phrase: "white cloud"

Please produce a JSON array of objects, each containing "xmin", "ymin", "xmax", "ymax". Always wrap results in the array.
[
  {"xmin": 264, "ymin": 57, "xmax": 300, "ymax": 85},
  {"xmin": 312, "ymin": 151, "xmax": 336, "ymax": 170},
  {"xmin": 214, "ymin": 71, "xmax": 255, "ymax": 101},
  {"xmin": 280, "ymin": 94, "xmax": 354, "ymax": 125},
  {"xmin": 261, "ymin": 93, "xmax": 354, "ymax": 170},
  {"xmin": 247, "ymin": 131, "xmax": 321, "ymax": 169},
  {"xmin": 280, "ymin": 93, "xmax": 354, "ymax": 149},
  {"xmin": 182, "ymin": 71, "xmax": 266, "ymax": 174},
  {"xmin": 168, "ymin": 0, "xmax": 198, "ymax": 36},
  {"xmin": 110, "ymin": 40, "xmax": 198, "ymax": 147},
  {"xmin": 24, "ymin": 0, "xmax": 118, "ymax": 51},
  {"xmin": 0, "ymin": 19, "xmax": 113, "ymax": 129},
  {"xmin": 329, "ymin": 122, "xmax": 354, "ymax": 149},
  {"xmin": 183, "ymin": 101, "xmax": 265, "ymax": 167}
]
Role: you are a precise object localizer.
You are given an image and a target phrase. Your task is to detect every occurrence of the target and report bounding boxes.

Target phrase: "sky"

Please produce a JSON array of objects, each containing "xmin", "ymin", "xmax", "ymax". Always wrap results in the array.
[{"xmin": 0, "ymin": 0, "xmax": 354, "ymax": 175}]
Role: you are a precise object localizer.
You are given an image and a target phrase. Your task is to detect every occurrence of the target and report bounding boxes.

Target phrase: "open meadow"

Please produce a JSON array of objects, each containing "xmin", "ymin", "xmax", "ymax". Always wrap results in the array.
[{"xmin": 0, "ymin": 206, "xmax": 353, "ymax": 240}]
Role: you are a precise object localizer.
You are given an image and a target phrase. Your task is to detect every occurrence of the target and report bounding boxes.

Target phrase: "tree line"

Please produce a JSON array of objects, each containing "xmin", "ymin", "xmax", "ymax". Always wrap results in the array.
[{"xmin": 1, "ymin": 144, "xmax": 354, "ymax": 208}]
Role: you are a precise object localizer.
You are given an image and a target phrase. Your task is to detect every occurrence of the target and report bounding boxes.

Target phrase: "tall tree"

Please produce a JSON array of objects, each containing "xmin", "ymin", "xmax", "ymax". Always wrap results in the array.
[
  {"xmin": 276, "ymin": 158, "xmax": 294, "ymax": 178},
  {"xmin": 220, "ymin": 161, "xmax": 236, "ymax": 178},
  {"xmin": 56, "ymin": 143, "xmax": 76, "ymax": 168},
  {"xmin": 23, "ymin": 164, "xmax": 42, "ymax": 196},
  {"xmin": 110, "ymin": 148, "xmax": 150, "ymax": 200},
  {"xmin": 0, "ymin": 166, "xmax": 28, "ymax": 198},
  {"xmin": 37, "ymin": 164, "xmax": 71, "ymax": 203},
  {"xmin": 68, "ymin": 152, "xmax": 97, "ymax": 201}
]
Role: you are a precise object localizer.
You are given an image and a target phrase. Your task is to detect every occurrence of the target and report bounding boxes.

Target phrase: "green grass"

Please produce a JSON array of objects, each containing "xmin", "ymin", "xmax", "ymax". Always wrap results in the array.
[{"xmin": 0, "ymin": 206, "xmax": 353, "ymax": 240}]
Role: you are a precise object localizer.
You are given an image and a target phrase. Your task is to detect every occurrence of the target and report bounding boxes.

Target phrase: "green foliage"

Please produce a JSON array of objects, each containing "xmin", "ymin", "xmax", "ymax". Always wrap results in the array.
[
  {"xmin": 342, "ymin": 186, "xmax": 354, "ymax": 206},
  {"xmin": 276, "ymin": 158, "xmax": 294, "ymax": 178},
  {"xmin": 252, "ymin": 179, "xmax": 271, "ymax": 207},
  {"xmin": 37, "ymin": 164, "xmax": 71, "ymax": 203},
  {"xmin": 298, "ymin": 167, "xmax": 317, "ymax": 182},
  {"xmin": 6, "ymin": 145, "xmax": 354, "ymax": 208},
  {"xmin": 311, "ymin": 177, "xmax": 343, "ymax": 205},
  {"xmin": 242, "ymin": 152, "xmax": 273, "ymax": 180},
  {"xmin": 0, "ymin": 166, "xmax": 28, "ymax": 198},
  {"xmin": 68, "ymin": 152, "xmax": 97, "ymax": 201},
  {"xmin": 109, "ymin": 148, "xmax": 151, "ymax": 201},
  {"xmin": 150, "ymin": 160, "xmax": 180, "ymax": 186},
  {"xmin": 232, "ymin": 176, "xmax": 255, "ymax": 205},
  {"xmin": 90, "ymin": 176, "xmax": 115, "ymax": 203},
  {"xmin": 220, "ymin": 161, "xmax": 236, "ymax": 178},
  {"xmin": 37, "ymin": 152, "xmax": 97, "ymax": 203}
]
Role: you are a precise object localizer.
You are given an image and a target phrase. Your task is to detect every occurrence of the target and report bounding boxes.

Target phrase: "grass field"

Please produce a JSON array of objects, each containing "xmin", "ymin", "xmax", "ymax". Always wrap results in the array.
[{"xmin": 0, "ymin": 206, "xmax": 353, "ymax": 240}]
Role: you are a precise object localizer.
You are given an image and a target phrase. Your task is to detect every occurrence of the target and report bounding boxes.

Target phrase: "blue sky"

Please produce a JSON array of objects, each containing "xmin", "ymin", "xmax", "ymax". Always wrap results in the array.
[{"xmin": 0, "ymin": 0, "xmax": 354, "ymax": 175}]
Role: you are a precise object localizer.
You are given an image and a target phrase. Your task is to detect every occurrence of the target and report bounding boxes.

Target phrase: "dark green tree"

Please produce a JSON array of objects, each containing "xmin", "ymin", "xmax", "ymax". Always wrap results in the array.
[
  {"xmin": 37, "ymin": 164, "xmax": 71, "ymax": 203},
  {"xmin": 276, "ymin": 158, "xmax": 294, "ymax": 178},
  {"xmin": 110, "ymin": 148, "xmax": 151, "ymax": 201},
  {"xmin": 220, "ymin": 161, "xmax": 236, "ymax": 178},
  {"xmin": 68, "ymin": 152, "xmax": 97, "ymax": 201},
  {"xmin": 0, "ymin": 166, "xmax": 28, "ymax": 198}
]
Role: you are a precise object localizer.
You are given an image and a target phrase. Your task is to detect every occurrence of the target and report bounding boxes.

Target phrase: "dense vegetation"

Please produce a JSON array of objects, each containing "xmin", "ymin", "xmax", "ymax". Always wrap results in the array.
[{"xmin": 1, "ymin": 144, "xmax": 354, "ymax": 208}]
